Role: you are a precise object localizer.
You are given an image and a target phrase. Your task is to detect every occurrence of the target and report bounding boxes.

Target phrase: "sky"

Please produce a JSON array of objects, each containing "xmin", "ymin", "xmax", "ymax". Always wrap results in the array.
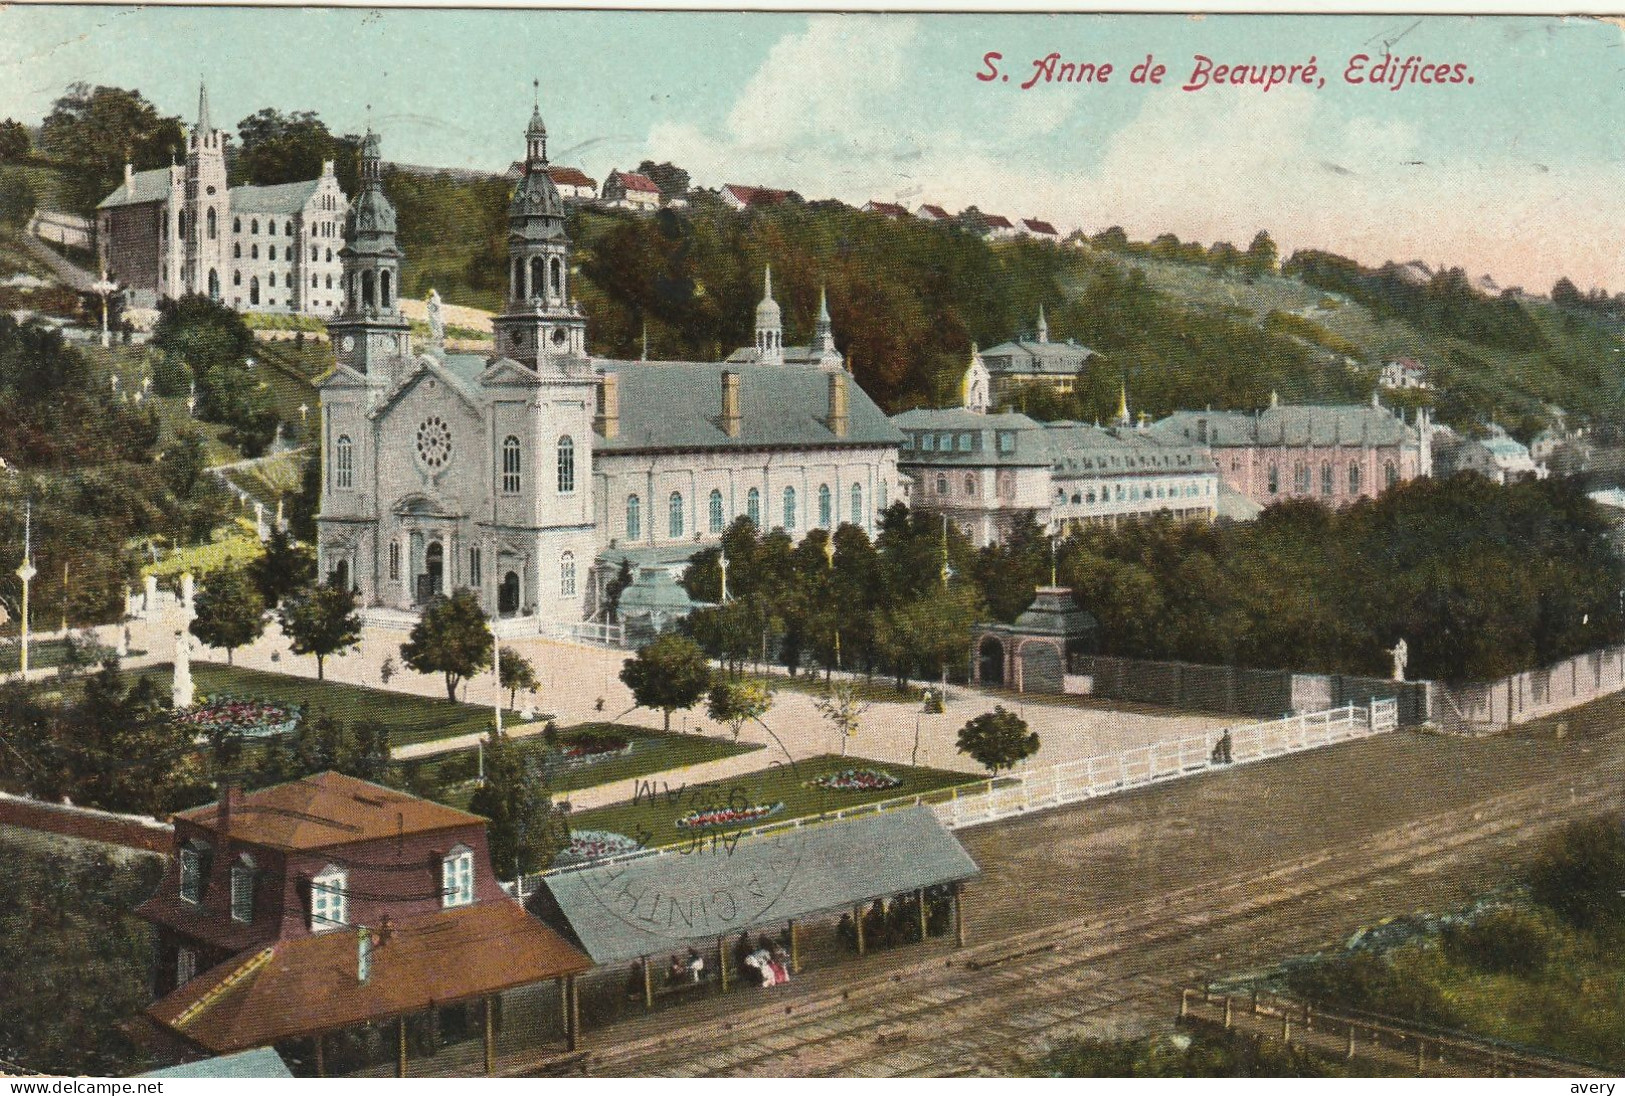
[{"xmin": 2, "ymin": 8, "xmax": 1622, "ymax": 294}]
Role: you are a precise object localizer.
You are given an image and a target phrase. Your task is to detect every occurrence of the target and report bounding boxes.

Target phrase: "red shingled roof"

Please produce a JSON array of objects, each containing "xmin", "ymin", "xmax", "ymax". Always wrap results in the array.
[
  {"xmin": 547, "ymin": 166, "xmax": 596, "ymax": 188},
  {"xmin": 917, "ymin": 204, "xmax": 950, "ymax": 219},
  {"xmin": 983, "ymin": 214, "xmax": 1014, "ymax": 229},
  {"xmin": 177, "ymin": 772, "xmax": 482, "ymax": 852},
  {"xmin": 1022, "ymin": 218, "xmax": 1059, "ymax": 235},
  {"xmin": 610, "ymin": 170, "xmax": 660, "ymax": 194},
  {"xmin": 723, "ymin": 183, "xmax": 793, "ymax": 207},
  {"xmin": 865, "ymin": 201, "xmax": 908, "ymax": 218},
  {"xmin": 147, "ymin": 902, "xmax": 591, "ymax": 1053}
]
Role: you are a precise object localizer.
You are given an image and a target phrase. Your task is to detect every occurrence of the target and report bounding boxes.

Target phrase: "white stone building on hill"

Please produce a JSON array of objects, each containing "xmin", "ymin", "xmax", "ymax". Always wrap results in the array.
[{"xmin": 96, "ymin": 85, "xmax": 347, "ymax": 315}]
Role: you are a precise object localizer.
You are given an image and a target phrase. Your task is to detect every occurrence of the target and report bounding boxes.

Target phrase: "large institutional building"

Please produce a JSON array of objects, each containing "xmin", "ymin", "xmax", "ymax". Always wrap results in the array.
[
  {"xmin": 315, "ymin": 104, "xmax": 901, "ymax": 628},
  {"xmin": 97, "ymin": 86, "xmax": 348, "ymax": 315}
]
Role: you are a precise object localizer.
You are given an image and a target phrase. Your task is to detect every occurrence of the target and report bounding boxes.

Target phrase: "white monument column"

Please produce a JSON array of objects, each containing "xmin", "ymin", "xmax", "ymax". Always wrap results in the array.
[
  {"xmin": 173, "ymin": 631, "xmax": 194, "ymax": 710},
  {"xmin": 180, "ymin": 571, "xmax": 195, "ymax": 622}
]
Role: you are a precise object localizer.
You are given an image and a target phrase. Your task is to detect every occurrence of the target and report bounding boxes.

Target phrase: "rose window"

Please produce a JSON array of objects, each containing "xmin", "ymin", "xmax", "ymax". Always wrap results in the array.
[{"xmin": 415, "ymin": 417, "xmax": 453, "ymax": 469}]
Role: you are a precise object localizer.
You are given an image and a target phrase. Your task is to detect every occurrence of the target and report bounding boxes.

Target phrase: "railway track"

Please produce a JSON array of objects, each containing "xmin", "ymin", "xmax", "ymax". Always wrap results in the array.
[{"xmin": 584, "ymin": 741, "xmax": 1622, "ymax": 1076}]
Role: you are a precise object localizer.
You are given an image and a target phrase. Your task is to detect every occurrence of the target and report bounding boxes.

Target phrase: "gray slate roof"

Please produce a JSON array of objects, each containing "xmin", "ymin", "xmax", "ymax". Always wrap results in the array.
[
  {"xmin": 1150, "ymin": 406, "xmax": 1417, "ymax": 448},
  {"xmin": 894, "ymin": 409, "xmax": 1213, "ymax": 474},
  {"xmin": 141, "ymin": 1048, "xmax": 293, "ymax": 1079},
  {"xmin": 231, "ymin": 179, "xmax": 323, "ymax": 215},
  {"xmin": 97, "ymin": 168, "xmax": 172, "ymax": 209},
  {"xmin": 536, "ymin": 806, "xmax": 978, "ymax": 965},
  {"xmin": 595, "ymin": 360, "xmax": 902, "ymax": 453},
  {"xmin": 979, "ymin": 339, "xmax": 1095, "ymax": 377}
]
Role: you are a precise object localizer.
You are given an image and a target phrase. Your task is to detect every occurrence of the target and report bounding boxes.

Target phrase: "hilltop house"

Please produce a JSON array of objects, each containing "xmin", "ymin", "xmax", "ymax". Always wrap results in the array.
[
  {"xmin": 1379, "ymin": 357, "xmax": 1430, "ymax": 390},
  {"xmin": 601, "ymin": 169, "xmax": 661, "ymax": 211},
  {"xmin": 721, "ymin": 184, "xmax": 798, "ymax": 211},
  {"xmin": 1019, "ymin": 219, "xmax": 1059, "ymax": 241},
  {"xmin": 861, "ymin": 201, "xmax": 909, "ymax": 219},
  {"xmin": 974, "ymin": 307, "xmax": 1096, "ymax": 401},
  {"xmin": 915, "ymin": 204, "xmax": 951, "ymax": 222}
]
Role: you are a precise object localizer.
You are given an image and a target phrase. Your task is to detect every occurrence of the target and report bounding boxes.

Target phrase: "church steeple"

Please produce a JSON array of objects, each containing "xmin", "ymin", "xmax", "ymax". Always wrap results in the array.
[
  {"xmin": 1036, "ymin": 303, "xmax": 1049, "ymax": 344},
  {"xmin": 494, "ymin": 88, "xmax": 586, "ymax": 369},
  {"xmin": 813, "ymin": 285, "xmax": 834, "ymax": 354},
  {"xmin": 754, "ymin": 266, "xmax": 783, "ymax": 365},
  {"xmin": 196, "ymin": 81, "xmax": 211, "ymax": 133},
  {"xmin": 1115, "ymin": 378, "xmax": 1131, "ymax": 428},
  {"xmin": 327, "ymin": 126, "xmax": 410, "ymax": 382}
]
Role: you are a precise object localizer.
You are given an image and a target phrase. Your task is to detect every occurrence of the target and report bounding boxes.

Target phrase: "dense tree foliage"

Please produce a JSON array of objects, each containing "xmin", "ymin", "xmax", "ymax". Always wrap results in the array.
[
  {"xmin": 151, "ymin": 295, "xmax": 280, "ymax": 456},
  {"xmin": 619, "ymin": 632, "xmax": 712, "ymax": 732},
  {"xmin": 233, "ymin": 108, "xmax": 361, "ymax": 194},
  {"xmin": 38, "ymin": 84, "xmax": 183, "ymax": 215},
  {"xmin": 468, "ymin": 729, "xmax": 570, "ymax": 880},
  {"xmin": 189, "ymin": 564, "xmax": 266, "ymax": 664},
  {"xmin": 0, "ymin": 119, "xmax": 31, "ymax": 163},
  {"xmin": 0, "ymin": 834, "xmax": 163, "ymax": 1076},
  {"xmin": 277, "ymin": 581, "xmax": 361, "ymax": 680},
  {"xmin": 957, "ymin": 705, "xmax": 1039, "ymax": 774}
]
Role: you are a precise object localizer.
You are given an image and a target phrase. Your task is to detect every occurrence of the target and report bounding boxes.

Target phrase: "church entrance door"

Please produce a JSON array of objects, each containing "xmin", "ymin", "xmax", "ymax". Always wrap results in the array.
[
  {"xmin": 498, "ymin": 571, "xmax": 520, "ymax": 615},
  {"xmin": 417, "ymin": 541, "xmax": 444, "ymax": 604}
]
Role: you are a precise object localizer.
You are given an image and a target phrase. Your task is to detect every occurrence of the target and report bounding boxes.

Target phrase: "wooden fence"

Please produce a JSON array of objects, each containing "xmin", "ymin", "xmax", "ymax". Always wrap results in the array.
[{"xmin": 1179, "ymin": 986, "xmax": 1615, "ymax": 1078}]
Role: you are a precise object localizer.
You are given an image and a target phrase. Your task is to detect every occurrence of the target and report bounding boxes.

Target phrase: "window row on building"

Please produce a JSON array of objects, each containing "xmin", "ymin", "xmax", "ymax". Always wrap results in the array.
[
  {"xmin": 1264, "ymin": 459, "xmax": 1398, "ymax": 496},
  {"xmin": 622, "ymin": 481, "xmax": 870, "ymax": 541},
  {"xmin": 1054, "ymin": 478, "xmax": 1214, "ymax": 506}
]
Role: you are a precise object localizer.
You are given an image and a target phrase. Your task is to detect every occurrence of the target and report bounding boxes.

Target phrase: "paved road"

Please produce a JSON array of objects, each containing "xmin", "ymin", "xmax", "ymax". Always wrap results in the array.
[{"xmin": 556, "ymin": 719, "xmax": 1624, "ymax": 1076}]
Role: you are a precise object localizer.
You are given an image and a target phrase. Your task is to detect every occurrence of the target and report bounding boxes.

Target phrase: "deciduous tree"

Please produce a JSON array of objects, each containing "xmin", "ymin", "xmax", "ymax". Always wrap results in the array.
[
  {"xmin": 619, "ymin": 633, "xmax": 712, "ymax": 732},
  {"xmin": 189, "ymin": 565, "xmax": 265, "ymax": 664},
  {"xmin": 278, "ymin": 582, "xmax": 361, "ymax": 681},
  {"xmin": 400, "ymin": 588, "xmax": 493, "ymax": 701},
  {"xmin": 957, "ymin": 705, "xmax": 1040, "ymax": 774}
]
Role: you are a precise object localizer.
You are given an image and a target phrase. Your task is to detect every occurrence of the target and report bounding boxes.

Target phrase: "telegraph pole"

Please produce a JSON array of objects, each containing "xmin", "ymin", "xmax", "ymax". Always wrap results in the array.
[{"xmin": 16, "ymin": 499, "xmax": 35, "ymax": 676}]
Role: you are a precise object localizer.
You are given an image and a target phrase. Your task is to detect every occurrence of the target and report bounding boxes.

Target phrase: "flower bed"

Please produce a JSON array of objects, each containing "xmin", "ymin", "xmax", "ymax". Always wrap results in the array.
[
  {"xmin": 558, "ymin": 732, "xmax": 633, "ymax": 765},
  {"xmin": 175, "ymin": 694, "xmax": 300, "ymax": 738},
  {"xmin": 812, "ymin": 767, "xmax": 902, "ymax": 793},
  {"xmin": 553, "ymin": 829, "xmax": 642, "ymax": 867},
  {"xmin": 675, "ymin": 802, "xmax": 783, "ymax": 831}
]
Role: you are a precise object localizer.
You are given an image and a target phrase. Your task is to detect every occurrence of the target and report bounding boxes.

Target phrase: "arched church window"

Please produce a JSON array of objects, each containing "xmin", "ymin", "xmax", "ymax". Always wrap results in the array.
[
  {"xmin": 233, "ymin": 217, "xmax": 241, "ymax": 234},
  {"xmin": 550, "ymin": 257, "xmax": 563, "ymax": 296},
  {"xmin": 388, "ymin": 541, "xmax": 400, "ymax": 581},
  {"xmin": 250, "ymin": 244, "xmax": 258, "ymax": 259},
  {"xmin": 1293, "ymin": 461, "xmax": 1310, "ymax": 494},
  {"xmin": 233, "ymin": 242, "xmax": 241, "ymax": 259},
  {"xmin": 1349, "ymin": 463, "xmax": 1362, "ymax": 494},
  {"xmin": 325, "ymin": 274, "xmax": 332, "ymax": 289},
  {"xmin": 818, "ymin": 484, "xmax": 831, "ymax": 528},
  {"xmin": 325, "ymin": 248, "xmax": 333, "ymax": 263},
  {"xmin": 746, "ymin": 488, "xmax": 760, "ymax": 528},
  {"xmin": 206, "ymin": 208, "xmax": 216, "ymax": 240},
  {"xmin": 1321, "ymin": 461, "xmax": 1334, "ymax": 497},
  {"xmin": 556, "ymin": 436, "xmax": 575, "ymax": 494},
  {"xmin": 269, "ymin": 245, "xmax": 277, "ymax": 261},
  {"xmin": 879, "ymin": 481, "xmax": 888, "ymax": 511},
  {"xmin": 965, "ymin": 474, "xmax": 977, "ymax": 497},
  {"xmin": 936, "ymin": 474, "xmax": 948, "ymax": 496},
  {"xmin": 669, "ymin": 492, "xmax": 685, "ymax": 539},
  {"xmin": 1267, "ymin": 465, "xmax": 1279, "ymax": 494},
  {"xmin": 850, "ymin": 483, "xmax": 863, "ymax": 525},
  {"xmin": 311, "ymin": 245, "xmax": 318, "ymax": 262},
  {"xmin": 530, "ymin": 257, "xmax": 545, "ymax": 300},
  {"xmin": 512, "ymin": 256, "xmax": 523, "ymax": 298},
  {"xmin": 361, "ymin": 271, "xmax": 375, "ymax": 310},
  {"xmin": 285, "ymin": 221, "xmax": 293, "ymax": 237},
  {"xmin": 782, "ymin": 487, "xmax": 797, "ymax": 531},
  {"xmin": 233, "ymin": 270, "xmax": 241, "ymax": 286},
  {"xmin": 626, "ymin": 495, "xmax": 641, "ymax": 540},
  {"xmin": 560, "ymin": 552, "xmax": 577, "ymax": 597},
  {"xmin": 709, "ymin": 490, "xmax": 724, "ymax": 534},
  {"xmin": 251, "ymin": 219, "xmax": 259, "ymax": 235},
  {"xmin": 249, "ymin": 276, "xmax": 259, "ymax": 306},
  {"xmin": 208, "ymin": 269, "xmax": 220, "ymax": 300},
  {"xmin": 501, "ymin": 436, "xmax": 521, "ymax": 494},
  {"xmin": 334, "ymin": 435, "xmax": 353, "ymax": 489},
  {"xmin": 1385, "ymin": 461, "xmax": 1398, "ymax": 489},
  {"xmin": 380, "ymin": 270, "xmax": 392, "ymax": 309}
]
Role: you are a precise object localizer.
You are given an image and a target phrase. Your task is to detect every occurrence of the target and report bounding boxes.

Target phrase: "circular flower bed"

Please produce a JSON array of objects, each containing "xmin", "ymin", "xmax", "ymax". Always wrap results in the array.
[
  {"xmin": 812, "ymin": 767, "xmax": 902, "ymax": 793},
  {"xmin": 175, "ymin": 694, "xmax": 300, "ymax": 738},
  {"xmin": 675, "ymin": 802, "xmax": 783, "ymax": 831},
  {"xmin": 553, "ymin": 829, "xmax": 642, "ymax": 867},
  {"xmin": 558, "ymin": 732, "xmax": 633, "ymax": 765}
]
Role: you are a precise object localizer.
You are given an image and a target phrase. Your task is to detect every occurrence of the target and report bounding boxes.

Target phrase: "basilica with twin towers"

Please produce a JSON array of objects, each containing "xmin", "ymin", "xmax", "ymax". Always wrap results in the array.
[{"xmin": 315, "ymin": 97, "xmax": 902, "ymax": 629}]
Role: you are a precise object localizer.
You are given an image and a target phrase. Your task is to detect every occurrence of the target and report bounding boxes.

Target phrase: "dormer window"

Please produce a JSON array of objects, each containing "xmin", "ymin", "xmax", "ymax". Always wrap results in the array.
[
  {"xmin": 179, "ymin": 845, "xmax": 205, "ymax": 904},
  {"xmin": 442, "ymin": 847, "xmax": 474, "ymax": 908},
  {"xmin": 230, "ymin": 855, "xmax": 256, "ymax": 924},
  {"xmin": 310, "ymin": 866, "xmax": 348, "ymax": 931}
]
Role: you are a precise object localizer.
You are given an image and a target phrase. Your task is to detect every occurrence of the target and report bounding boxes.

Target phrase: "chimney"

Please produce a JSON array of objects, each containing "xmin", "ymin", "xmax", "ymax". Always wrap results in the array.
[
  {"xmin": 721, "ymin": 371, "xmax": 741, "ymax": 438},
  {"xmin": 827, "ymin": 371, "xmax": 849, "ymax": 438},
  {"xmin": 217, "ymin": 781, "xmax": 235, "ymax": 837},
  {"xmin": 124, "ymin": 162, "xmax": 134, "ymax": 198},
  {"xmin": 596, "ymin": 373, "xmax": 620, "ymax": 439}
]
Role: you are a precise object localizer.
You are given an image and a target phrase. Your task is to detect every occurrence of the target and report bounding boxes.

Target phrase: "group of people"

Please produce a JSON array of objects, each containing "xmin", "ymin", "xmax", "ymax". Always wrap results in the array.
[
  {"xmin": 732, "ymin": 930, "xmax": 792, "ymax": 988},
  {"xmin": 836, "ymin": 889, "xmax": 953, "ymax": 951}
]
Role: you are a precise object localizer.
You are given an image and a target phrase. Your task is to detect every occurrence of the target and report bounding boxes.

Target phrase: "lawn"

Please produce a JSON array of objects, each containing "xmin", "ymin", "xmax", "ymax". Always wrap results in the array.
[
  {"xmin": 565, "ymin": 753, "xmax": 981, "ymax": 852},
  {"xmin": 407, "ymin": 721, "xmax": 760, "ymax": 809},
  {"xmin": 133, "ymin": 662, "xmax": 498, "ymax": 749}
]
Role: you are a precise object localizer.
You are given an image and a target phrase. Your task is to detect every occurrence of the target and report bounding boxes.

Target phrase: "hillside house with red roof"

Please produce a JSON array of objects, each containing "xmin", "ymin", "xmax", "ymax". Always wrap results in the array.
[
  {"xmin": 135, "ymin": 772, "xmax": 590, "ymax": 1076},
  {"xmin": 915, "ymin": 204, "xmax": 951, "ymax": 222},
  {"xmin": 721, "ymin": 183, "xmax": 798, "ymax": 211},
  {"xmin": 601, "ymin": 169, "xmax": 661, "ymax": 211},
  {"xmin": 861, "ymin": 200, "xmax": 909, "ymax": 219},
  {"xmin": 547, "ymin": 166, "xmax": 597, "ymax": 202},
  {"xmin": 1020, "ymin": 218, "xmax": 1060, "ymax": 241}
]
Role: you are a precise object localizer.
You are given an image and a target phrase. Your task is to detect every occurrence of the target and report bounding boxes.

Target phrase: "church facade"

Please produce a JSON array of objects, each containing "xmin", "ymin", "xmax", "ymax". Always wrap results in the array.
[
  {"xmin": 96, "ymin": 85, "xmax": 348, "ymax": 315},
  {"xmin": 315, "ymin": 104, "xmax": 901, "ymax": 628}
]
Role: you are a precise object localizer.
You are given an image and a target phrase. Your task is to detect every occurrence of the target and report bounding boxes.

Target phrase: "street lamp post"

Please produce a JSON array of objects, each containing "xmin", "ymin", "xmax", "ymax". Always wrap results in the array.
[
  {"xmin": 91, "ymin": 272, "xmax": 118, "ymax": 349},
  {"xmin": 16, "ymin": 499, "xmax": 35, "ymax": 676}
]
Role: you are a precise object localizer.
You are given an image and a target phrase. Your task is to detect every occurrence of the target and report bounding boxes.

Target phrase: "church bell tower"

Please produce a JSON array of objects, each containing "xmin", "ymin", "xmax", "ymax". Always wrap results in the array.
[
  {"xmin": 326, "ymin": 127, "xmax": 410, "ymax": 385},
  {"xmin": 493, "ymin": 89, "xmax": 587, "ymax": 370}
]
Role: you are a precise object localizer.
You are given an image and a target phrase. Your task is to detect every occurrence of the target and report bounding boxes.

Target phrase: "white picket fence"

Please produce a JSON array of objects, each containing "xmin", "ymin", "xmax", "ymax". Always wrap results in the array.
[
  {"xmin": 934, "ymin": 697, "xmax": 1397, "ymax": 830},
  {"xmin": 511, "ymin": 699, "xmax": 1397, "ymax": 898}
]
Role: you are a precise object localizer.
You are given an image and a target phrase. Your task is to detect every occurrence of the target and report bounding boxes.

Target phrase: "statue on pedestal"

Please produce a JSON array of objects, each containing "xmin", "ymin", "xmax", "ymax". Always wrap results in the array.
[
  {"xmin": 173, "ymin": 631, "xmax": 194, "ymax": 710},
  {"xmin": 427, "ymin": 288, "xmax": 446, "ymax": 352},
  {"xmin": 1390, "ymin": 637, "xmax": 1409, "ymax": 683}
]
